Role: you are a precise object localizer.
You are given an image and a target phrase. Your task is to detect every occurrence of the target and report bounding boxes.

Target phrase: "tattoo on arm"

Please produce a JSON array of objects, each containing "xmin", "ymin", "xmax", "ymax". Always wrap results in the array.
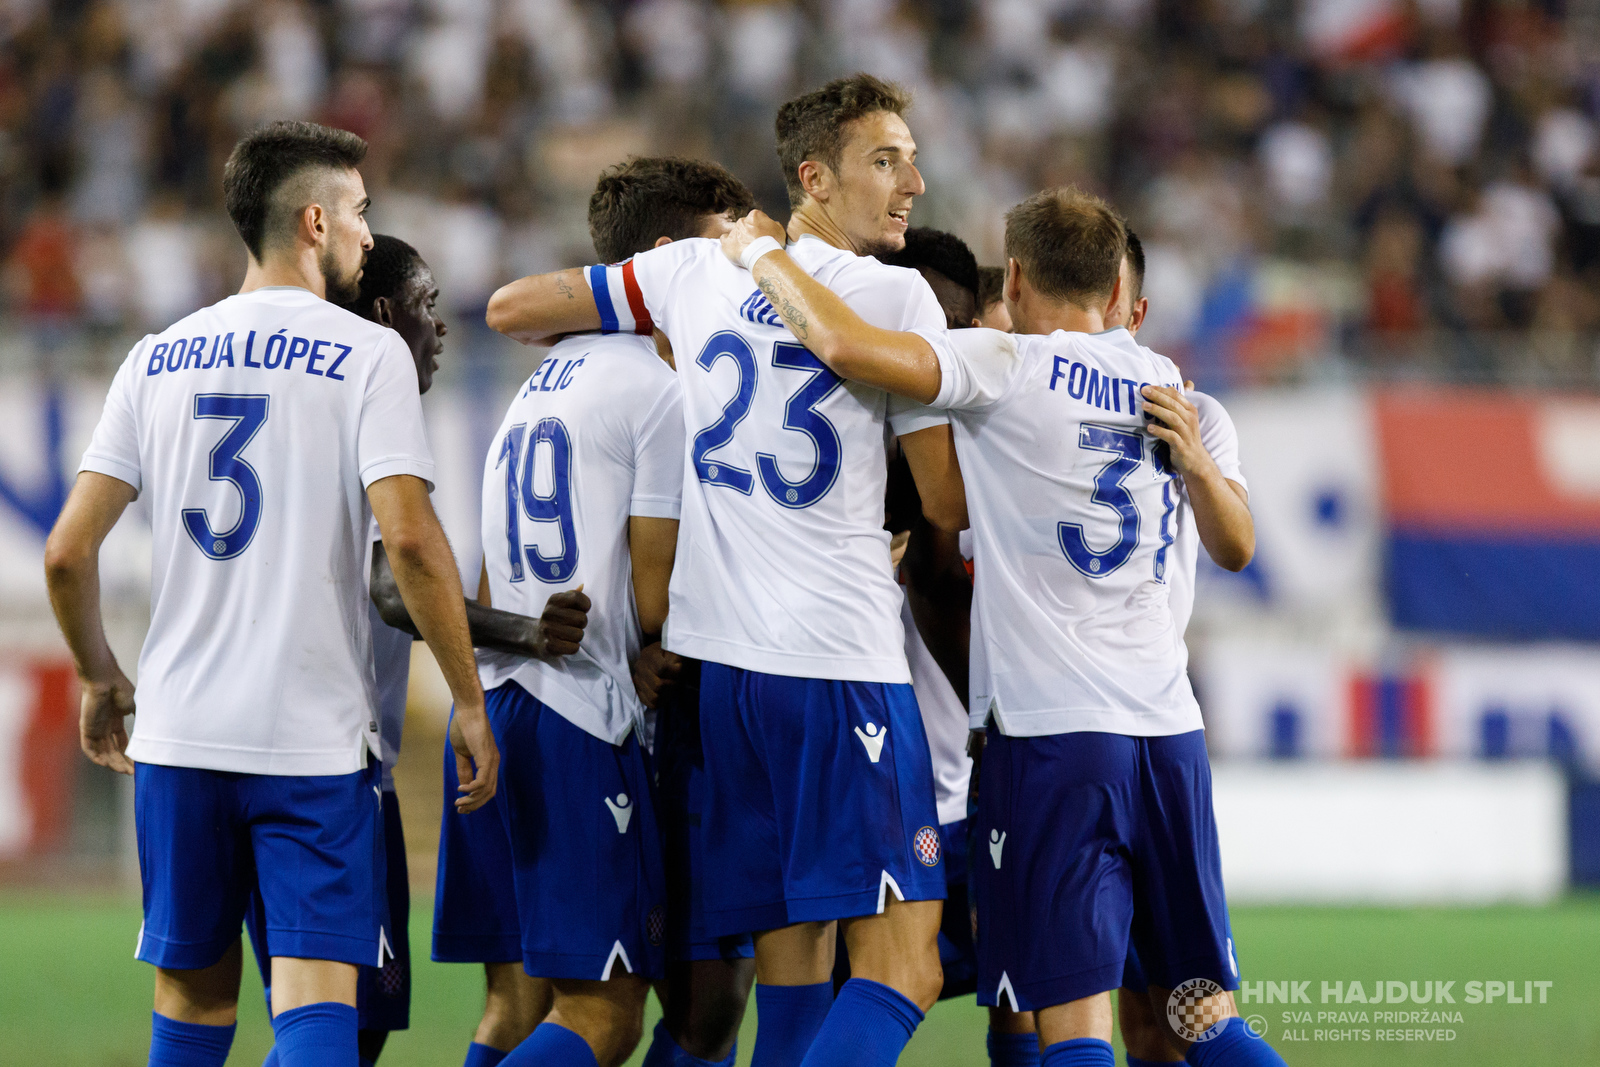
[
  {"xmin": 758, "ymin": 277, "xmax": 809, "ymax": 340},
  {"xmin": 556, "ymin": 274, "xmax": 576, "ymax": 300}
]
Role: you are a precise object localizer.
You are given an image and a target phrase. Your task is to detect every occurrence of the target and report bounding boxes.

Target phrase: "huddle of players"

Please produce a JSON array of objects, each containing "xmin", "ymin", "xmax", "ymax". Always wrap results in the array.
[{"xmin": 41, "ymin": 73, "xmax": 1288, "ymax": 1067}]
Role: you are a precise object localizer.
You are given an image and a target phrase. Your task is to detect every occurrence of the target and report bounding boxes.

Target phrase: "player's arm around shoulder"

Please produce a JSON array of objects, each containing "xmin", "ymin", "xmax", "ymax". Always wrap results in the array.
[
  {"xmin": 721, "ymin": 211, "xmax": 945, "ymax": 403},
  {"xmin": 487, "ymin": 267, "xmax": 602, "ymax": 344},
  {"xmin": 1141, "ymin": 383, "xmax": 1254, "ymax": 571}
]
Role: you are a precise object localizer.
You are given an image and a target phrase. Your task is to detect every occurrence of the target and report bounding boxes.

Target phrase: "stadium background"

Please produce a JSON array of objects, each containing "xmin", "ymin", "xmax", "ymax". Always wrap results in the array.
[{"xmin": 0, "ymin": 0, "xmax": 1597, "ymax": 1062}]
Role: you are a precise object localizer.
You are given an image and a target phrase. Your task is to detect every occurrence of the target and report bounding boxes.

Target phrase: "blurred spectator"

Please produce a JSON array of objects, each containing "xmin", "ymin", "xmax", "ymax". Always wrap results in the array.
[{"xmin": 0, "ymin": 0, "xmax": 1594, "ymax": 384}]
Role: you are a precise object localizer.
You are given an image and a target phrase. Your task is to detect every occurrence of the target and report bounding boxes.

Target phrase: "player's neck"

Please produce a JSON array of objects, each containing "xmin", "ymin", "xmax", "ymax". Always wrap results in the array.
[
  {"xmin": 1013, "ymin": 291, "xmax": 1107, "ymax": 337},
  {"xmin": 786, "ymin": 202, "xmax": 857, "ymax": 255},
  {"xmin": 239, "ymin": 248, "xmax": 328, "ymax": 299}
]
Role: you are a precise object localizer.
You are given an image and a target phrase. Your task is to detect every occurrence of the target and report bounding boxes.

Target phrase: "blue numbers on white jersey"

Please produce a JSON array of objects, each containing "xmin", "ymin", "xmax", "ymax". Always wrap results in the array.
[
  {"xmin": 496, "ymin": 417, "xmax": 580, "ymax": 584},
  {"xmin": 1151, "ymin": 441, "xmax": 1178, "ymax": 583},
  {"xmin": 521, "ymin": 418, "xmax": 579, "ymax": 582},
  {"xmin": 495, "ymin": 423, "xmax": 527, "ymax": 582},
  {"xmin": 1058, "ymin": 423, "xmax": 1143, "ymax": 578},
  {"xmin": 182, "ymin": 393, "xmax": 269, "ymax": 560},
  {"xmin": 757, "ymin": 342, "xmax": 843, "ymax": 509},
  {"xmin": 691, "ymin": 332, "xmax": 757, "ymax": 494},
  {"xmin": 692, "ymin": 334, "xmax": 844, "ymax": 509}
]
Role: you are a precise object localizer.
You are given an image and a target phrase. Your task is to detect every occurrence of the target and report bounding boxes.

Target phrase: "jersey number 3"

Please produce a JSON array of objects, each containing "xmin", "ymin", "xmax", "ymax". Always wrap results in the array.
[
  {"xmin": 691, "ymin": 332, "xmax": 842, "ymax": 509},
  {"xmin": 1057, "ymin": 423, "xmax": 1175, "ymax": 581},
  {"xmin": 496, "ymin": 418, "xmax": 579, "ymax": 584},
  {"xmin": 183, "ymin": 393, "xmax": 269, "ymax": 561}
]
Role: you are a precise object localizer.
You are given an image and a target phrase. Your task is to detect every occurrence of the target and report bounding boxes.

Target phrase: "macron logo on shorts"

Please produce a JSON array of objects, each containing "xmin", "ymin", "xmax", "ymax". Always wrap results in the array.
[
  {"xmin": 854, "ymin": 722, "xmax": 887, "ymax": 763},
  {"xmin": 989, "ymin": 829, "xmax": 1006, "ymax": 869},
  {"xmin": 605, "ymin": 793, "xmax": 634, "ymax": 833}
]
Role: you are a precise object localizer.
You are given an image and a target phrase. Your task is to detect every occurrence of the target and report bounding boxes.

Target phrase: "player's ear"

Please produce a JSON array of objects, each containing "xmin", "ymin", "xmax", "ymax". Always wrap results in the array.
[
  {"xmin": 797, "ymin": 159, "xmax": 830, "ymax": 202},
  {"xmin": 653, "ymin": 236, "xmax": 673, "ymax": 248},
  {"xmin": 304, "ymin": 202, "xmax": 327, "ymax": 244},
  {"xmin": 1131, "ymin": 298, "xmax": 1149, "ymax": 333},
  {"xmin": 1004, "ymin": 259, "xmax": 1022, "ymax": 304},
  {"xmin": 372, "ymin": 296, "xmax": 394, "ymax": 328}
]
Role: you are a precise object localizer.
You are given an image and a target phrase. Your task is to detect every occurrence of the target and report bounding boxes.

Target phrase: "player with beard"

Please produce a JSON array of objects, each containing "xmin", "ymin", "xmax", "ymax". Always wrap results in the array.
[
  {"xmin": 45, "ymin": 121, "xmax": 498, "ymax": 1067},
  {"xmin": 487, "ymin": 75, "xmax": 962, "ymax": 1067},
  {"xmin": 239, "ymin": 233, "xmax": 592, "ymax": 1067}
]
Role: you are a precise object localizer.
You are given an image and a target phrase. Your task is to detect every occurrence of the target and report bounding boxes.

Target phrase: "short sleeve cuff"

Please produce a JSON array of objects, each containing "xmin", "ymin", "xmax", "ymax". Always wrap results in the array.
[
  {"xmin": 629, "ymin": 495, "xmax": 681, "ymax": 520},
  {"xmin": 361, "ymin": 457, "xmax": 436, "ymax": 492},
  {"xmin": 1218, "ymin": 466, "xmax": 1247, "ymax": 493},
  {"xmin": 888, "ymin": 401, "xmax": 950, "ymax": 437},
  {"xmin": 78, "ymin": 454, "xmax": 141, "ymax": 495},
  {"xmin": 909, "ymin": 327, "xmax": 957, "ymax": 408}
]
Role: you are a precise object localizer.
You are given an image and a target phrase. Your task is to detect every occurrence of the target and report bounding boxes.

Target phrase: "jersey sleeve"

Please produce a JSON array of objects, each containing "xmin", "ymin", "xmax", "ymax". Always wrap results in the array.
[
  {"xmin": 358, "ymin": 334, "xmax": 436, "ymax": 490},
  {"xmin": 1192, "ymin": 391, "xmax": 1247, "ymax": 493},
  {"xmin": 886, "ymin": 394, "xmax": 949, "ymax": 436},
  {"xmin": 586, "ymin": 241, "xmax": 695, "ymax": 338},
  {"xmin": 630, "ymin": 379, "xmax": 686, "ymax": 520},
  {"xmin": 78, "ymin": 344, "xmax": 146, "ymax": 494},
  {"xmin": 917, "ymin": 327, "xmax": 1023, "ymax": 411}
]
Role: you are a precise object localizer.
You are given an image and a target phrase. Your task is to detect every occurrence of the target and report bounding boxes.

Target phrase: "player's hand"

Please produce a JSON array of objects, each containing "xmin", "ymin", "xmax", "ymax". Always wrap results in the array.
[
  {"xmin": 80, "ymin": 671, "xmax": 136, "ymax": 775},
  {"xmin": 720, "ymin": 210, "xmax": 786, "ymax": 267},
  {"xmin": 450, "ymin": 704, "xmax": 499, "ymax": 813},
  {"xmin": 632, "ymin": 642, "xmax": 682, "ymax": 709},
  {"xmin": 535, "ymin": 586, "xmax": 590, "ymax": 657},
  {"xmin": 1141, "ymin": 384, "xmax": 1217, "ymax": 479}
]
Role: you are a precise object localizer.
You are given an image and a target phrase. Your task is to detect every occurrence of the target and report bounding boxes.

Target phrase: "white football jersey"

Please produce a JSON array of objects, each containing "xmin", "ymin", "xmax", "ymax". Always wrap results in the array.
[
  {"xmin": 366, "ymin": 520, "xmax": 414, "ymax": 791},
  {"xmin": 1166, "ymin": 391, "xmax": 1247, "ymax": 636},
  {"xmin": 79, "ymin": 286, "xmax": 434, "ymax": 775},
  {"xmin": 477, "ymin": 333, "xmax": 685, "ymax": 745},
  {"xmin": 923, "ymin": 326, "xmax": 1203, "ymax": 737},
  {"xmin": 587, "ymin": 236, "xmax": 947, "ymax": 682},
  {"xmin": 902, "ymin": 586, "xmax": 972, "ymax": 826}
]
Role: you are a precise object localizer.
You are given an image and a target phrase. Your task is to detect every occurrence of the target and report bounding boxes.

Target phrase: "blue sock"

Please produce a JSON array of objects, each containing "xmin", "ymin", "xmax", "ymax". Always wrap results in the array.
[
  {"xmin": 989, "ymin": 1030, "xmax": 1042, "ymax": 1067},
  {"xmin": 501, "ymin": 1022, "xmax": 599, "ymax": 1067},
  {"xmin": 1127, "ymin": 1056, "xmax": 1184, "ymax": 1066},
  {"xmin": 751, "ymin": 981, "xmax": 834, "ymax": 1067},
  {"xmin": 642, "ymin": 1019, "xmax": 737, "ymax": 1067},
  {"xmin": 1182, "ymin": 1017, "xmax": 1285, "ymax": 1067},
  {"xmin": 262, "ymin": 1045, "xmax": 280, "ymax": 1067},
  {"xmin": 148, "ymin": 1013, "xmax": 236, "ymax": 1067},
  {"xmin": 1041, "ymin": 1038, "xmax": 1115, "ymax": 1067},
  {"xmin": 797, "ymin": 977, "xmax": 924, "ymax": 1067},
  {"xmin": 464, "ymin": 1042, "xmax": 510, "ymax": 1067},
  {"xmin": 271, "ymin": 1002, "xmax": 358, "ymax": 1067}
]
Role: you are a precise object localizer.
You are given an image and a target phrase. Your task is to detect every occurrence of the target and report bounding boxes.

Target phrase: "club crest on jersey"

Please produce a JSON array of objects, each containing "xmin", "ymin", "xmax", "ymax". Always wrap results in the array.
[
  {"xmin": 605, "ymin": 793, "xmax": 634, "ymax": 833},
  {"xmin": 913, "ymin": 826, "xmax": 941, "ymax": 867},
  {"xmin": 855, "ymin": 722, "xmax": 887, "ymax": 762},
  {"xmin": 739, "ymin": 290, "xmax": 783, "ymax": 328}
]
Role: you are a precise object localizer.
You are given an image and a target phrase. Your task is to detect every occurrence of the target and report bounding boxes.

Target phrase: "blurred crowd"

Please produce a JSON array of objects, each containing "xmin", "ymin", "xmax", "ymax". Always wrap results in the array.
[{"xmin": 3, "ymin": 0, "xmax": 1600, "ymax": 385}]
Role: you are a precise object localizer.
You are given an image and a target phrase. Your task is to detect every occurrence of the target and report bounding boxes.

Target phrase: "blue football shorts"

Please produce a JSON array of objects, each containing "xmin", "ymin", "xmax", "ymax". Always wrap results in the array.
[
  {"xmin": 974, "ymin": 728, "xmax": 1240, "ymax": 1012},
  {"xmin": 697, "ymin": 662, "xmax": 946, "ymax": 937},
  {"xmin": 134, "ymin": 760, "xmax": 385, "ymax": 971}
]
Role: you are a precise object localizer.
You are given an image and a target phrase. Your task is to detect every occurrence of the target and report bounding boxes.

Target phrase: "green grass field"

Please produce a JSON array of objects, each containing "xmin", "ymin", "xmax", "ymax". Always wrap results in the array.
[{"xmin": 2, "ymin": 893, "xmax": 1595, "ymax": 1066}]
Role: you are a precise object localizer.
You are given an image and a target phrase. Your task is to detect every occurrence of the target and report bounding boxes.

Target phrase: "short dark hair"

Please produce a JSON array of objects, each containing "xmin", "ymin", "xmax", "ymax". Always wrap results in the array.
[
  {"xmin": 345, "ymin": 234, "xmax": 424, "ymax": 320},
  {"xmin": 588, "ymin": 157, "xmax": 757, "ymax": 263},
  {"xmin": 775, "ymin": 74, "xmax": 912, "ymax": 209},
  {"xmin": 882, "ymin": 227, "xmax": 979, "ymax": 299},
  {"xmin": 1125, "ymin": 228, "xmax": 1146, "ymax": 304},
  {"xmin": 223, "ymin": 121, "xmax": 367, "ymax": 261},
  {"xmin": 1004, "ymin": 186, "xmax": 1126, "ymax": 308},
  {"xmin": 977, "ymin": 266, "xmax": 1006, "ymax": 310}
]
